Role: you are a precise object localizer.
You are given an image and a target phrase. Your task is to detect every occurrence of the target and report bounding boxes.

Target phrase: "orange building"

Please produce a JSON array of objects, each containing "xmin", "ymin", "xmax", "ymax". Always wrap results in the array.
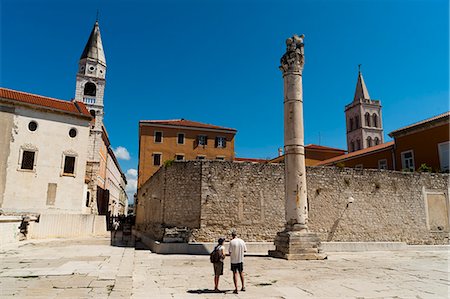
[
  {"xmin": 318, "ymin": 112, "xmax": 449, "ymax": 172},
  {"xmin": 138, "ymin": 119, "xmax": 236, "ymax": 187},
  {"xmin": 268, "ymin": 144, "xmax": 347, "ymax": 166}
]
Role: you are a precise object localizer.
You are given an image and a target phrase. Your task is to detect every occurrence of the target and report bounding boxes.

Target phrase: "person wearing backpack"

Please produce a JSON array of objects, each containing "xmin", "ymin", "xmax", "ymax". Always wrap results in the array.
[{"xmin": 211, "ymin": 237, "xmax": 225, "ymax": 292}]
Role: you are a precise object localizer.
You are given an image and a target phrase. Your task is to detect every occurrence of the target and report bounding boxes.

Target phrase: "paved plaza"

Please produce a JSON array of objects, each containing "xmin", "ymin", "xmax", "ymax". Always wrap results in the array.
[{"xmin": 0, "ymin": 237, "xmax": 449, "ymax": 298}]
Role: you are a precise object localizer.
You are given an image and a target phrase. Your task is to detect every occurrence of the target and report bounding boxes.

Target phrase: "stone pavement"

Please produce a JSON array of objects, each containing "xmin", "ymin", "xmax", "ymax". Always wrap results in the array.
[{"xmin": 0, "ymin": 237, "xmax": 449, "ymax": 298}]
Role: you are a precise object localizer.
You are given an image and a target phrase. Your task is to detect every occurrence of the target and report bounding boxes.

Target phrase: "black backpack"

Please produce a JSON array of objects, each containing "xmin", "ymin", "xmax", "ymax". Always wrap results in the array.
[{"xmin": 210, "ymin": 246, "xmax": 221, "ymax": 263}]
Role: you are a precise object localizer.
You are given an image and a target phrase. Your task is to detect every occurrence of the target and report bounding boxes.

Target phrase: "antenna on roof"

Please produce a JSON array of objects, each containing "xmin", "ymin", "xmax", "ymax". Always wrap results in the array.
[
  {"xmin": 358, "ymin": 64, "xmax": 362, "ymax": 73},
  {"xmin": 96, "ymin": 9, "xmax": 99, "ymax": 22}
]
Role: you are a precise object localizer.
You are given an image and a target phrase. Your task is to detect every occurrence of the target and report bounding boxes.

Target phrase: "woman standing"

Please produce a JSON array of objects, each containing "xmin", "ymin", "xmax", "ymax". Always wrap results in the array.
[{"xmin": 213, "ymin": 237, "xmax": 225, "ymax": 292}]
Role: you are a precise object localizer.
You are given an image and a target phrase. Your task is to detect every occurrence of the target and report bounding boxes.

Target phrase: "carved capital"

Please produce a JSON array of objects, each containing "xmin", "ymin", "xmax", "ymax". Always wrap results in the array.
[{"xmin": 280, "ymin": 34, "xmax": 305, "ymax": 74}]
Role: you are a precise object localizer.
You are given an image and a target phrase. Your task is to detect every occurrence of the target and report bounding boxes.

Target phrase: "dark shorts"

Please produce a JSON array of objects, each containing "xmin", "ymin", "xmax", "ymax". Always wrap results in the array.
[
  {"xmin": 231, "ymin": 262, "xmax": 244, "ymax": 273},
  {"xmin": 213, "ymin": 261, "xmax": 223, "ymax": 276}
]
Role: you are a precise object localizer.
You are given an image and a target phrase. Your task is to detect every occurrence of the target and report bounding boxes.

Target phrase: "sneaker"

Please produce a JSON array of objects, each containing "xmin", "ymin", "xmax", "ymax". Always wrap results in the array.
[
  {"xmin": 233, "ymin": 289, "xmax": 238, "ymax": 294},
  {"xmin": 241, "ymin": 287, "xmax": 246, "ymax": 292}
]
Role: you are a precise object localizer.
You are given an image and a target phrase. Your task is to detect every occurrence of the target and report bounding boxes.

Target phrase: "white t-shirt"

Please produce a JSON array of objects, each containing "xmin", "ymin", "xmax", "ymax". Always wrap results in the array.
[{"xmin": 228, "ymin": 237, "xmax": 247, "ymax": 264}]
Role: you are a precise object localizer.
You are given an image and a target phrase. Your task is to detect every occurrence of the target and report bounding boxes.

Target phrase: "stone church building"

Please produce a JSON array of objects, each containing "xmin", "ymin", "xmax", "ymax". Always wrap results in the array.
[{"xmin": 0, "ymin": 21, "xmax": 127, "ymax": 242}]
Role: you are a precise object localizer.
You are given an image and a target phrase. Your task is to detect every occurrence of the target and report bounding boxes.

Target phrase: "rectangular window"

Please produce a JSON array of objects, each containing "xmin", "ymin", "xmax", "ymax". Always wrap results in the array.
[
  {"xmin": 196, "ymin": 155, "xmax": 206, "ymax": 160},
  {"xmin": 378, "ymin": 159, "xmax": 387, "ymax": 170},
  {"xmin": 63, "ymin": 156, "xmax": 76, "ymax": 175},
  {"xmin": 438, "ymin": 142, "xmax": 449, "ymax": 172},
  {"xmin": 154, "ymin": 131, "xmax": 163, "ymax": 143},
  {"xmin": 401, "ymin": 150, "xmax": 415, "ymax": 171},
  {"xmin": 175, "ymin": 154, "xmax": 185, "ymax": 161},
  {"xmin": 21, "ymin": 150, "xmax": 35, "ymax": 170},
  {"xmin": 355, "ymin": 164, "xmax": 363, "ymax": 169},
  {"xmin": 216, "ymin": 156, "xmax": 225, "ymax": 161},
  {"xmin": 177, "ymin": 133, "xmax": 185, "ymax": 144},
  {"xmin": 215, "ymin": 136, "xmax": 227, "ymax": 148},
  {"xmin": 197, "ymin": 135, "xmax": 207, "ymax": 146},
  {"xmin": 153, "ymin": 153, "xmax": 161, "ymax": 166}
]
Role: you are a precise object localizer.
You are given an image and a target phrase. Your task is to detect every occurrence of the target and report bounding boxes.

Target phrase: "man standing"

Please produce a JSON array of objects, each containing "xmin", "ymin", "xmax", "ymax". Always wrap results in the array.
[{"xmin": 228, "ymin": 231, "xmax": 247, "ymax": 294}]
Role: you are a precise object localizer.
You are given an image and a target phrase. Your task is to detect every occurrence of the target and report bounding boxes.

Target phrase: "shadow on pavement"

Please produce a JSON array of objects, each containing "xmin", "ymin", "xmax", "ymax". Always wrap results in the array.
[{"xmin": 187, "ymin": 289, "xmax": 232, "ymax": 294}]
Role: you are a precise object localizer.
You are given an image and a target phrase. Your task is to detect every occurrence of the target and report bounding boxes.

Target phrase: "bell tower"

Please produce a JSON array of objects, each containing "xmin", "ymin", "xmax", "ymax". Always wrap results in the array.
[
  {"xmin": 344, "ymin": 68, "xmax": 384, "ymax": 153},
  {"xmin": 75, "ymin": 20, "xmax": 107, "ymax": 214},
  {"xmin": 74, "ymin": 20, "xmax": 106, "ymax": 132}
]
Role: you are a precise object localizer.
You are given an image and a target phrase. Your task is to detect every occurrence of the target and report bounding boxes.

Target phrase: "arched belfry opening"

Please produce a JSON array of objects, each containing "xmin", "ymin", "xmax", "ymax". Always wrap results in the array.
[{"xmin": 84, "ymin": 82, "xmax": 96, "ymax": 96}]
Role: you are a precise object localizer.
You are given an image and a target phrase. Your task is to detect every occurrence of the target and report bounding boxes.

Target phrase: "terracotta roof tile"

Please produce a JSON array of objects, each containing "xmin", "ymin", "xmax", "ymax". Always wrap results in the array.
[
  {"xmin": 317, "ymin": 141, "xmax": 395, "ymax": 166},
  {"xmin": 0, "ymin": 87, "xmax": 91, "ymax": 119},
  {"xmin": 305, "ymin": 144, "xmax": 346, "ymax": 152},
  {"xmin": 140, "ymin": 119, "xmax": 237, "ymax": 132}
]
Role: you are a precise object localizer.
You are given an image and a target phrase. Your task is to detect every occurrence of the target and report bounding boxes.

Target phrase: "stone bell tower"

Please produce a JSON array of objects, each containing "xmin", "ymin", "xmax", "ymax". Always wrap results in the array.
[
  {"xmin": 269, "ymin": 35, "xmax": 326, "ymax": 260},
  {"xmin": 345, "ymin": 68, "xmax": 384, "ymax": 152},
  {"xmin": 74, "ymin": 20, "xmax": 107, "ymax": 214}
]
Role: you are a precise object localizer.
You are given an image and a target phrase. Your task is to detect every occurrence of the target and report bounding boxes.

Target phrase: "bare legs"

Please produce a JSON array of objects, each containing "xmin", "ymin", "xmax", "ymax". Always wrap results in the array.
[
  {"xmin": 214, "ymin": 275, "xmax": 220, "ymax": 291},
  {"xmin": 232, "ymin": 271, "xmax": 245, "ymax": 293}
]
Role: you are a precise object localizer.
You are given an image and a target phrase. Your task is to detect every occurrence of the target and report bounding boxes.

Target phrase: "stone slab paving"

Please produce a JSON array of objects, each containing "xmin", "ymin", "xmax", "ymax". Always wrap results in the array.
[{"xmin": 0, "ymin": 237, "xmax": 449, "ymax": 298}]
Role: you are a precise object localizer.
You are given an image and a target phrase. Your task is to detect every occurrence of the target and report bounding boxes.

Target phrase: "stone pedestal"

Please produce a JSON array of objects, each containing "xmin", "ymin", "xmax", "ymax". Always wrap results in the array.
[{"xmin": 269, "ymin": 230, "xmax": 327, "ymax": 260}]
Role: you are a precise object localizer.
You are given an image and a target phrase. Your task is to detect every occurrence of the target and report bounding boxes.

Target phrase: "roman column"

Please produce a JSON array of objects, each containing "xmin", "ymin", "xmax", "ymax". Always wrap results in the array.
[{"xmin": 269, "ymin": 35, "xmax": 326, "ymax": 260}]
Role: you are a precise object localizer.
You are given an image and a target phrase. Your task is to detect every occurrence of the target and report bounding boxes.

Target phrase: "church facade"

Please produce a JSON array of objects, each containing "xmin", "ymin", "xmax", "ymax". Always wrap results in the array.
[{"xmin": 0, "ymin": 21, "xmax": 127, "ymax": 217}]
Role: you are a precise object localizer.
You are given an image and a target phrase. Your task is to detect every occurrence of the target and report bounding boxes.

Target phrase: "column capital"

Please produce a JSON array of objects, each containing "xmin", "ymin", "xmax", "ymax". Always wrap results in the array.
[{"xmin": 280, "ymin": 34, "xmax": 305, "ymax": 74}]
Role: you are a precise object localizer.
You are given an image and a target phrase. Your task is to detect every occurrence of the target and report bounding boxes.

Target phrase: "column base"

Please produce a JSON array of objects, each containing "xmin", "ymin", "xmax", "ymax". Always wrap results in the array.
[{"xmin": 268, "ymin": 230, "xmax": 327, "ymax": 260}]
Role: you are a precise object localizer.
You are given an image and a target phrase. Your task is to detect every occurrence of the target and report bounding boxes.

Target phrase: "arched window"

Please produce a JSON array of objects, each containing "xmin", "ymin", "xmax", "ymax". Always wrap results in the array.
[
  {"xmin": 355, "ymin": 116, "xmax": 360, "ymax": 128},
  {"xmin": 349, "ymin": 118, "xmax": 354, "ymax": 131},
  {"xmin": 365, "ymin": 113, "xmax": 371, "ymax": 127},
  {"xmin": 351, "ymin": 141, "xmax": 355, "ymax": 152},
  {"xmin": 356, "ymin": 139, "xmax": 361, "ymax": 150},
  {"xmin": 367, "ymin": 136, "xmax": 372, "ymax": 147},
  {"xmin": 90, "ymin": 110, "xmax": 96, "ymax": 118},
  {"xmin": 372, "ymin": 113, "xmax": 378, "ymax": 127},
  {"xmin": 84, "ymin": 82, "xmax": 96, "ymax": 96},
  {"xmin": 374, "ymin": 137, "xmax": 380, "ymax": 145}
]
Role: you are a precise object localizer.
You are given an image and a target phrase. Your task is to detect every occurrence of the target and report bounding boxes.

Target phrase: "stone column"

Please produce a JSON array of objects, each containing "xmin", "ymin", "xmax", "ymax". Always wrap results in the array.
[{"xmin": 269, "ymin": 35, "xmax": 326, "ymax": 260}]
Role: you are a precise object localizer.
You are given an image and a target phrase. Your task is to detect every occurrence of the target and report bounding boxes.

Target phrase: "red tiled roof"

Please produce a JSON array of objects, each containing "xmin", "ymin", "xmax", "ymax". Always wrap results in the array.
[
  {"xmin": 0, "ymin": 87, "xmax": 91, "ymax": 119},
  {"xmin": 317, "ymin": 141, "xmax": 395, "ymax": 166},
  {"xmin": 388, "ymin": 111, "xmax": 450, "ymax": 138},
  {"xmin": 140, "ymin": 119, "xmax": 237, "ymax": 132},
  {"xmin": 305, "ymin": 144, "xmax": 346, "ymax": 152},
  {"xmin": 234, "ymin": 157, "xmax": 268, "ymax": 163}
]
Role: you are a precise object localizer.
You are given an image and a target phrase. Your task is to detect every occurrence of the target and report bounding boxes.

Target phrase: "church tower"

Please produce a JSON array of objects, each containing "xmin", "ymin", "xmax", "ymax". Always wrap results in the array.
[
  {"xmin": 75, "ymin": 20, "xmax": 107, "ymax": 214},
  {"xmin": 345, "ymin": 69, "xmax": 384, "ymax": 153}
]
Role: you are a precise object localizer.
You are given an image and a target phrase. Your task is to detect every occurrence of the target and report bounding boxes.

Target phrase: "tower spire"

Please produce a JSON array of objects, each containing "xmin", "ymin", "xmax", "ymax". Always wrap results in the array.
[
  {"xmin": 353, "ymin": 67, "xmax": 370, "ymax": 101},
  {"xmin": 80, "ymin": 20, "xmax": 106, "ymax": 66}
]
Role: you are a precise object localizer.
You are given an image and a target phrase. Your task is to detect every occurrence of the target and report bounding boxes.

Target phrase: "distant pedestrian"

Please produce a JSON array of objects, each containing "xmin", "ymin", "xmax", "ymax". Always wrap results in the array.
[
  {"xmin": 228, "ymin": 231, "xmax": 247, "ymax": 294},
  {"xmin": 211, "ymin": 237, "xmax": 226, "ymax": 292}
]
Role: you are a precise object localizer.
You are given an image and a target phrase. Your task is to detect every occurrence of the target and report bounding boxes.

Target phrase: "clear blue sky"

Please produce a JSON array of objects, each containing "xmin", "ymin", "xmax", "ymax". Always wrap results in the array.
[{"xmin": 1, "ymin": 0, "xmax": 448, "ymax": 199}]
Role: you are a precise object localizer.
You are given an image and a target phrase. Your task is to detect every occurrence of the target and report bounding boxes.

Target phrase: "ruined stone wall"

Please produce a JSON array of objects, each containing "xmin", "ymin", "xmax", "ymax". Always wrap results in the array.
[
  {"xmin": 136, "ymin": 161, "xmax": 449, "ymax": 244},
  {"xmin": 136, "ymin": 161, "xmax": 203, "ymax": 240}
]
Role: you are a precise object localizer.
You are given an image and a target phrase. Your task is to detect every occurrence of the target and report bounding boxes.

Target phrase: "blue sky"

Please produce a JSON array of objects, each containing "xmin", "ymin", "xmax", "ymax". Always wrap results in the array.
[{"xmin": 1, "ymin": 0, "xmax": 448, "ymax": 200}]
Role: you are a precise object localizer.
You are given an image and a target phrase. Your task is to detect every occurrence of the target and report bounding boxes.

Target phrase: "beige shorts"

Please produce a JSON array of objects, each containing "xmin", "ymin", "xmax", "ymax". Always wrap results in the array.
[{"xmin": 213, "ymin": 261, "xmax": 224, "ymax": 276}]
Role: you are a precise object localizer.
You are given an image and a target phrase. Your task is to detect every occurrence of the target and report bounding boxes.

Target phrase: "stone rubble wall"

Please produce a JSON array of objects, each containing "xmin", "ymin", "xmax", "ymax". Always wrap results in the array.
[
  {"xmin": 136, "ymin": 161, "xmax": 202, "ymax": 240},
  {"xmin": 136, "ymin": 161, "xmax": 449, "ymax": 244}
]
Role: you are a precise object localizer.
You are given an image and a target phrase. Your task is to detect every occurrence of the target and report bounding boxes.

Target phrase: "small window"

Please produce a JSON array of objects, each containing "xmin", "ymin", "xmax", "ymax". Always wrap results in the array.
[
  {"xmin": 153, "ymin": 153, "xmax": 161, "ymax": 166},
  {"xmin": 215, "ymin": 137, "xmax": 227, "ymax": 148},
  {"xmin": 177, "ymin": 133, "xmax": 185, "ymax": 144},
  {"xmin": 356, "ymin": 139, "xmax": 361, "ymax": 150},
  {"xmin": 438, "ymin": 142, "xmax": 449, "ymax": 172},
  {"xmin": 350, "ymin": 141, "xmax": 355, "ymax": 152},
  {"xmin": 196, "ymin": 155, "xmax": 206, "ymax": 160},
  {"xmin": 349, "ymin": 118, "xmax": 354, "ymax": 132},
  {"xmin": 175, "ymin": 154, "xmax": 184, "ymax": 161},
  {"xmin": 21, "ymin": 151, "xmax": 36, "ymax": 170},
  {"xmin": 365, "ymin": 113, "xmax": 371, "ymax": 127},
  {"xmin": 69, "ymin": 128, "xmax": 77, "ymax": 138},
  {"xmin": 198, "ymin": 135, "xmax": 207, "ymax": 146},
  {"xmin": 401, "ymin": 150, "xmax": 415, "ymax": 171},
  {"xmin": 154, "ymin": 132, "xmax": 163, "ymax": 143},
  {"xmin": 355, "ymin": 164, "xmax": 363, "ymax": 169},
  {"xmin": 63, "ymin": 156, "xmax": 76, "ymax": 175},
  {"xmin": 84, "ymin": 82, "xmax": 96, "ymax": 96},
  {"xmin": 355, "ymin": 116, "xmax": 360, "ymax": 128},
  {"xmin": 216, "ymin": 156, "xmax": 225, "ymax": 161},
  {"xmin": 366, "ymin": 137, "xmax": 372, "ymax": 147},
  {"xmin": 374, "ymin": 137, "xmax": 380, "ymax": 145},
  {"xmin": 372, "ymin": 113, "xmax": 378, "ymax": 128},
  {"xmin": 28, "ymin": 121, "xmax": 38, "ymax": 132},
  {"xmin": 378, "ymin": 159, "xmax": 387, "ymax": 170},
  {"xmin": 90, "ymin": 110, "xmax": 96, "ymax": 118}
]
